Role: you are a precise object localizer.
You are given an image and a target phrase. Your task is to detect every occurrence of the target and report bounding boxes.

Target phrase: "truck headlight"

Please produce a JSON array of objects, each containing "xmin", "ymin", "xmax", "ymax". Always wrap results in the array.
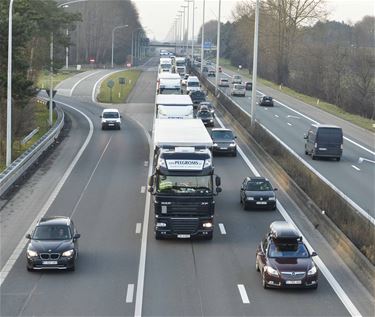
[
  {"xmin": 62, "ymin": 249, "xmax": 74, "ymax": 257},
  {"xmin": 213, "ymin": 143, "xmax": 218, "ymax": 147},
  {"xmin": 156, "ymin": 222, "xmax": 166, "ymax": 227},
  {"xmin": 202, "ymin": 222, "xmax": 212, "ymax": 228},
  {"xmin": 246, "ymin": 197, "xmax": 254, "ymax": 201},
  {"xmin": 204, "ymin": 159, "xmax": 212, "ymax": 168},
  {"xmin": 229, "ymin": 143, "xmax": 236, "ymax": 147},
  {"xmin": 265, "ymin": 266, "xmax": 279, "ymax": 276},
  {"xmin": 268, "ymin": 197, "xmax": 276, "ymax": 201},
  {"xmin": 307, "ymin": 265, "xmax": 317, "ymax": 276},
  {"xmin": 158, "ymin": 158, "xmax": 166, "ymax": 168},
  {"xmin": 27, "ymin": 250, "xmax": 38, "ymax": 257}
]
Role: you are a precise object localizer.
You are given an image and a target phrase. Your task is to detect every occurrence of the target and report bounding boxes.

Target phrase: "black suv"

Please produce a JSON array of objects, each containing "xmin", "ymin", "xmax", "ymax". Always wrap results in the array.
[
  {"xmin": 198, "ymin": 101, "xmax": 215, "ymax": 117},
  {"xmin": 255, "ymin": 221, "xmax": 318, "ymax": 289},
  {"xmin": 259, "ymin": 96, "xmax": 274, "ymax": 107},
  {"xmin": 240, "ymin": 177, "xmax": 277, "ymax": 210},
  {"xmin": 211, "ymin": 128, "xmax": 237, "ymax": 156},
  {"xmin": 26, "ymin": 216, "xmax": 80, "ymax": 271}
]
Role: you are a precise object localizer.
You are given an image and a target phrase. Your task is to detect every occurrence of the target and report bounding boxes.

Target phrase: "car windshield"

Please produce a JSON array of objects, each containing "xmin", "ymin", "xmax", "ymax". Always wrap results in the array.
[
  {"xmin": 198, "ymin": 111, "xmax": 212, "ymax": 118},
  {"xmin": 246, "ymin": 180, "xmax": 273, "ymax": 191},
  {"xmin": 221, "ymin": 79, "xmax": 228, "ymax": 82},
  {"xmin": 157, "ymin": 175, "xmax": 212, "ymax": 195},
  {"xmin": 318, "ymin": 128, "xmax": 342, "ymax": 142},
  {"xmin": 235, "ymin": 85, "xmax": 245, "ymax": 89},
  {"xmin": 103, "ymin": 112, "xmax": 119, "ymax": 118},
  {"xmin": 212, "ymin": 131, "xmax": 234, "ymax": 140},
  {"xmin": 188, "ymin": 81, "xmax": 200, "ymax": 87},
  {"xmin": 32, "ymin": 225, "xmax": 71, "ymax": 240},
  {"xmin": 263, "ymin": 97, "xmax": 272, "ymax": 101},
  {"xmin": 268, "ymin": 242, "xmax": 310, "ymax": 258},
  {"xmin": 234, "ymin": 76, "xmax": 241, "ymax": 79}
]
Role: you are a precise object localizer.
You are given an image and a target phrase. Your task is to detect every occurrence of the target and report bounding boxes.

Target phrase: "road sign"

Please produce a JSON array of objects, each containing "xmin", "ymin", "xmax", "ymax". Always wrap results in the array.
[
  {"xmin": 45, "ymin": 89, "xmax": 57, "ymax": 97},
  {"xmin": 203, "ymin": 41, "xmax": 212, "ymax": 49},
  {"xmin": 107, "ymin": 80, "xmax": 115, "ymax": 88},
  {"xmin": 119, "ymin": 77, "xmax": 126, "ymax": 85}
]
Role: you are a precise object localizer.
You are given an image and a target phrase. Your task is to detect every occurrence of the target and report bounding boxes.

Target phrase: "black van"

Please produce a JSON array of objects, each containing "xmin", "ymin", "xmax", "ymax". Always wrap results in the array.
[{"xmin": 304, "ymin": 124, "xmax": 343, "ymax": 161}]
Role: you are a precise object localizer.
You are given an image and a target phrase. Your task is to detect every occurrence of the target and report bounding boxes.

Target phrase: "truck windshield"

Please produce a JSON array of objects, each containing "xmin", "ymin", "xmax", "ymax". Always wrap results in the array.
[
  {"xmin": 159, "ymin": 88, "xmax": 181, "ymax": 95},
  {"xmin": 157, "ymin": 175, "xmax": 212, "ymax": 195}
]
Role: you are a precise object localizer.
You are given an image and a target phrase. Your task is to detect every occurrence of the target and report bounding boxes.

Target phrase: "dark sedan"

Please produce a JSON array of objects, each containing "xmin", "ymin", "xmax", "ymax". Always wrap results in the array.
[
  {"xmin": 259, "ymin": 96, "xmax": 274, "ymax": 107},
  {"xmin": 211, "ymin": 128, "xmax": 237, "ymax": 156},
  {"xmin": 189, "ymin": 90, "xmax": 206, "ymax": 106},
  {"xmin": 256, "ymin": 221, "xmax": 318, "ymax": 289},
  {"xmin": 26, "ymin": 216, "xmax": 80, "ymax": 271},
  {"xmin": 240, "ymin": 177, "xmax": 277, "ymax": 210},
  {"xmin": 198, "ymin": 101, "xmax": 215, "ymax": 117},
  {"xmin": 196, "ymin": 110, "xmax": 214, "ymax": 127},
  {"xmin": 245, "ymin": 81, "xmax": 252, "ymax": 90}
]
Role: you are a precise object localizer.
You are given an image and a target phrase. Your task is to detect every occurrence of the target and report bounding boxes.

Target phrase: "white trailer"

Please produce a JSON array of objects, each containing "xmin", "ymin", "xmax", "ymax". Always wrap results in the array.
[{"xmin": 155, "ymin": 95, "xmax": 194, "ymax": 119}]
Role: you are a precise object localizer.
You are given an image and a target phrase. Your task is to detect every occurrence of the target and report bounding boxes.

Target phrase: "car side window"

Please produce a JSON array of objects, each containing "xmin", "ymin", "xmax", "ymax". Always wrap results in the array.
[
  {"xmin": 70, "ymin": 221, "xmax": 76, "ymax": 235},
  {"xmin": 262, "ymin": 238, "xmax": 268, "ymax": 253}
]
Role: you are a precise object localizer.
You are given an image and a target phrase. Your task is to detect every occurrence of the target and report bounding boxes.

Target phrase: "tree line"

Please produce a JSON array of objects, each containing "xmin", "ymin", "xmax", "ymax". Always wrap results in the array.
[
  {"xmin": 0, "ymin": 0, "xmax": 143, "ymax": 165},
  {"xmin": 198, "ymin": 0, "xmax": 375, "ymax": 120}
]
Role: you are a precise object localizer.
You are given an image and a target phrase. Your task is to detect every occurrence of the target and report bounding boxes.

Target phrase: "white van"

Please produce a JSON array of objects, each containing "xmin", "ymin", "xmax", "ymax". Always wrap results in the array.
[
  {"xmin": 186, "ymin": 76, "xmax": 201, "ymax": 94},
  {"xmin": 159, "ymin": 57, "xmax": 173, "ymax": 73},
  {"xmin": 100, "ymin": 108, "xmax": 121, "ymax": 130}
]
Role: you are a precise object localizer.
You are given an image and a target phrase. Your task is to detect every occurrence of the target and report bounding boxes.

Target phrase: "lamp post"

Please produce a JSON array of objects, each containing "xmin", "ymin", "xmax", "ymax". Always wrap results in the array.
[
  {"xmin": 131, "ymin": 28, "xmax": 143, "ymax": 66},
  {"xmin": 200, "ymin": 0, "xmax": 205, "ymax": 73},
  {"xmin": 191, "ymin": 0, "xmax": 195, "ymax": 59},
  {"xmin": 185, "ymin": 0, "xmax": 190, "ymax": 57},
  {"xmin": 111, "ymin": 24, "xmax": 128, "ymax": 68},
  {"xmin": 215, "ymin": 0, "xmax": 221, "ymax": 93},
  {"xmin": 250, "ymin": 0, "xmax": 260, "ymax": 125}
]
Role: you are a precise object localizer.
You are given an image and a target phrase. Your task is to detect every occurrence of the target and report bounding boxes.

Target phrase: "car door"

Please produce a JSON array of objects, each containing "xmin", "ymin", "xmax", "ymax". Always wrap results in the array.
[
  {"xmin": 240, "ymin": 179, "xmax": 247, "ymax": 202},
  {"xmin": 257, "ymin": 238, "xmax": 269, "ymax": 272},
  {"xmin": 306, "ymin": 127, "xmax": 315, "ymax": 153}
]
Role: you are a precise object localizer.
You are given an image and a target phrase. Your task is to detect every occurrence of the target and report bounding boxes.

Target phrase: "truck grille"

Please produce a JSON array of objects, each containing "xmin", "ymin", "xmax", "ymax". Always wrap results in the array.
[
  {"xmin": 168, "ymin": 202, "xmax": 210, "ymax": 213},
  {"xmin": 171, "ymin": 218, "xmax": 199, "ymax": 234}
]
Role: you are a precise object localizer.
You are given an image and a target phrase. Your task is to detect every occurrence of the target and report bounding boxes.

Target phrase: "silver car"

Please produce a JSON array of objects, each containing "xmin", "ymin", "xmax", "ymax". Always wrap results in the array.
[{"xmin": 231, "ymin": 84, "xmax": 246, "ymax": 97}]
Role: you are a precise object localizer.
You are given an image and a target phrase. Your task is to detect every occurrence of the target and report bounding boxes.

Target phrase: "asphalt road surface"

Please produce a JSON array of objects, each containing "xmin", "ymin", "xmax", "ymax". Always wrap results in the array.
[
  {"xmin": 202, "ymin": 66, "xmax": 375, "ymax": 219},
  {"xmin": 1, "ymin": 59, "xmax": 373, "ymax": 317}
]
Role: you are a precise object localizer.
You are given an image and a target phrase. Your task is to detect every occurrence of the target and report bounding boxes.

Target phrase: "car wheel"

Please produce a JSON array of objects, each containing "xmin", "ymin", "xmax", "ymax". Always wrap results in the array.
[
  {"xmin": 243, "ymin": 202, "xmax": 248, "ymax": 211},
  {"xmin": 312, "ymin": 154, "xmax": 316, "ymax": 160},
  {"xmin": 255, "ymin": 258, "xmax": 260, "ymax": 272},
  {"xmin": 27, "ymin": 266, "xmax": 33, "ymax": 272},
  {"xmin": 336, "ymin": 157, "xmax": 341, "ymax": 161},
  {"xmin": 262, "ymin": 273, "xmax": 268, "ymax": 289},
  {"xmin": 312, "ymin": 283, "xmax": 318, "ymax": 290},
  {"xmin": 305, "ymin": 148, "xmax": 308, "ymax": 155},
  {"xmin": 232, "ymin": 151, "xmax": 237, "ymax": 157},
  {"xmin": 68, "ymin": 264, "xmax": 75, "ymax": 272},
  {"xmin": 155, "ymin": 232, "xmax": 163, "ymax": 240}
]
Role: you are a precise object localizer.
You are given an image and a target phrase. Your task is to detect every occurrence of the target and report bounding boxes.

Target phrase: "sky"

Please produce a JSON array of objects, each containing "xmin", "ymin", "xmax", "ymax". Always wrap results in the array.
[{"xmin": 133, "ymin": 0, "xmax": 375, "ymax": 41}]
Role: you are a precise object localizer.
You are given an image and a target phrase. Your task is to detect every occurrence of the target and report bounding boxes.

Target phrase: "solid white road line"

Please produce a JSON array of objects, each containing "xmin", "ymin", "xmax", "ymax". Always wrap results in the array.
[
  {"xmin": 351, "ymin": 165, "xmax": 361, "ymax": 171},
  {"xmin": 69, "ymin": 71, "xmax": 103, "ymax": 96},
  {"xmin": 358, "ymin": 157, "xmax": 375, "ymax": 164},
  {"xmin": 144, "ymin": 161, "xmax": 149, "ymax": 167},
  {"xmin": 140, "ymin": 186, "xmax": 146, "ymax": 193},
  {"xmin": 0, "ymin": 101, "xmax": 94, "ymax": 287},
  {"xmin": 237, "ymin": 284, "xmax": 250, "ymax": 304},
  {"xmin": 126, "ymin": 284, "xmax": 135, "ymax": 303},
  {"xmin": 274, "ymin": 114, "xmax": 279, "ymax": 118},
  {"xmin": 218, "ymin": 223, "xmax": 227, "ymax": 235},
  {"xmin": 135, "ymin": 223, "xmax": 142, "ymax": 234},
  {"xmin": 215, "ymin": 115, "xmax": 362, "ymax": 317},
  {"xmin": 287, "ymin": 122, "xmax": 292, "ymax": 126}
]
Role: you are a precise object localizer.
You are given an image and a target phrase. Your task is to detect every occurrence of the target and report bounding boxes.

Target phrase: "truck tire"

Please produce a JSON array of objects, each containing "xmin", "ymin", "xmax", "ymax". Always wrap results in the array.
[{"xmin": 155, "ymin": 232, "xmax": 163, "ymax": 240}]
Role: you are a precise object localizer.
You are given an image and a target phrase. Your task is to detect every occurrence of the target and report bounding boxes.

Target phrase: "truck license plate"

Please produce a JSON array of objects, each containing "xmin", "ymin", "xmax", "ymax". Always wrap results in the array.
[
  {"xmin": 286, "ymin": 280, "xmax": 302, "ymax": 285},
  {"xmin": 220, "ymin": 147, "xmax": 227, "ymax": 150},
  {"xmin": 177, "ymin": 234, "xmax": 190, "ymax": 239},
  {"xmin": 256, "ymin": 202, "xmax": 267, "ymax": 205},
  {"xmin": 42, "ymin": 261, "xmax": 58, "ymax": 265}
]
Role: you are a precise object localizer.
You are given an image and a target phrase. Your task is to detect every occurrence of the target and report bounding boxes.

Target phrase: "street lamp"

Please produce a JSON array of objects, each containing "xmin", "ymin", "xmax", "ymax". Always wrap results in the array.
[
  {"xmin": 184, "ymin": 0, "xmax": 191, "ymax": 56},
  {"xmin": 200, "ymin": 0, "xmax": 205, "ymax": 73},
  {"xmin": 215, "ymin": 0, "xmax": 222, "ymax": 93},
  {"xmin": 131, "ymin": 28, "xmax": 143, "ymax": 66},
  {"xmin": 181, "ymin": 4, "xmax": 188, "ymax": 53},
  {"xmin": 250, "ymin": 0, "xmax": 260, "ymax": 125},
  {"xmin": 111, "ymin": 24, "xmax": 129, "ymax": 68}
]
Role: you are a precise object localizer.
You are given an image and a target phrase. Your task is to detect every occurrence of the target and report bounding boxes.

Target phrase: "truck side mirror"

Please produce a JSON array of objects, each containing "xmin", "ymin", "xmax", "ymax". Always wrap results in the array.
[
  {"xmin": 148, "ymin": 175, "xmax": 154, "ymax": 187},
  {"xmin": 148, "ymin": 186, "xmax": 154, "ymax": 193},
  {"xmin": 26, "ymin": 233, "xmax": 31, "ymax": 239},
  {"xmin": 216, "ymin": 187, "xmax": 222, "ymax": 194},
  {"xmin": 274, "ymin": 188, "xmax": 278, "ymax": 191},
  {"xmin": 215, "ymin": 176, "xmax": 221, "ymax": 187},
  {"xmin": 304, "ymin": 134, "xmax": 308, "ymax": 139},
  {"xmin": 311, "ymin": 251, "xmax": 318, "ymax": 257}
]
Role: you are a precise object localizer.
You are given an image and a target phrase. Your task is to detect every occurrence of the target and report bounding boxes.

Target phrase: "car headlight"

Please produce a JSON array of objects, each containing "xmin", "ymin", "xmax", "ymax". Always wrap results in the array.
[
  {"xmin": 158, "ymin": 158, "xmax": 166, "ymax": 168},
  {"xmin": 27, "ymin": 250, "xmax": 38, "ymax": 257},
  {"xmin": 229, "ymin": 143, "xmax": 236, "ymax": 147},
  {"xmin": 307, "ymin": 265, "xmax": 317, "ymax": 276},
  {"xmin": 265, "ymin": 266, "xmax": 279, "ymax": 276},
  {"xmin": 62, "ymin": 249, "xmax": 74, "ymax": 257},
  {"xmin": 268, "ymin": 197, "xmax": 276, "ymax": 201},
  {"xmin": 213, "ymin": 143, "xmax": 218, "ymax": 147},
  {"xmin": 246, "ymin": 197, "xmax": 254, "ymax": 201},
  {"xmin": 202, "ymin": 222, "xmax": 212, "ymax": 228}
]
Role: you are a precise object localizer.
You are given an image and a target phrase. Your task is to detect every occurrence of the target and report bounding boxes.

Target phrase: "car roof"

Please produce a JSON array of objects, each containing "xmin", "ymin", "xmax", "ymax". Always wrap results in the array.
[
  {"xmin": 102, "ymin": 108, "xmax": 119, "ymax": 113},
  {"xmin": 246, "ymin": 176, "xmax": 267, "ymax": 182},
  {"xmin": 212, "ymin": 128, "xmax": 232, "ymax": 132},
  {"xmin": 269, "ymin": 221, "xmax": 301, "ymax": 240},
  {"xmin": 312, "ymin": 124, "xmax": 341, "ymax": 129},
  {"xmin": 38, "ymin": 216, "xmax": 71, "ymax": 226}
]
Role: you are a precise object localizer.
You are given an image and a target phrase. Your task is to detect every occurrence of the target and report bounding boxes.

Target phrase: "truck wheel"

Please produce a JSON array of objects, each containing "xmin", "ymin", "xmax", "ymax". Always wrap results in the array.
[
  {"xmin": 155, "ymin": 232, "xmax": 163, "ymax": 240},
  {"xmin": 232, "ymin": 151, "xmax": 237, "ymax": 157},
  {"xmin": 206, "ymin": 232, "xmax": 213, "ymax": 240},
  {"xmin": 336, "ymin": 157, "xmax": 341, "ymax": 161}
]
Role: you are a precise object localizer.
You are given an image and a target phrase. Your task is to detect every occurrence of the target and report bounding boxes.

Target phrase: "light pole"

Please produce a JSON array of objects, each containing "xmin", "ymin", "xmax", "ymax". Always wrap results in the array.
[
  {"xmin": 181, "ymin": 5, "xmax": 188, "ymax": 54},
  {"xmin": 185, "ymin": 0, "xmax": 190, "ymax": 57},
  {"xmin": 131, "ymin": 28, "xmax": 143, "ymax": 66},
  {"xmin": 215, "ymin": 0, "xmax": 221, "ymax": 93},
  {"xmin": 111, "ymin": 24, "xmax": 128, "ymax": 68},
  {"xmin": 200, "ymin": 0, "xmax": 205, "ymax": 73},
  {"xmin": 250, "ymin": 0, "xmax": 260, "ymax": 125},
  {"xmin": 191, "ymin": 0, "xmax": 195, "ymax": 59},
  {"xmin": 6, "ymin": 0, "xmax": 15, "ymax": 167}
]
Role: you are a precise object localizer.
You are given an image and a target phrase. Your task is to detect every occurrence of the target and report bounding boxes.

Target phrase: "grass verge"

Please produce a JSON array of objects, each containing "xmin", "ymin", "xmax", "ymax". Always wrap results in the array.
[
  {"xmin": 219, "ymin": 58, "xmax": 375, "ymax": 132},
  {"xmin": 0, "ymin": 100, "xmax": 56, "ymax": 173},
  {"xmin": 97, "ymin": 70, "xmax": 141, "ymax": 103},
  {"xmin": 36, "ymin": 69, "xmax": 86, "ymax": 89}
]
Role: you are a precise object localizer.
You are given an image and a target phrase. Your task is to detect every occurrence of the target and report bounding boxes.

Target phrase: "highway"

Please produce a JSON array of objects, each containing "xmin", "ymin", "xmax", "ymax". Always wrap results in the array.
[
  {"xmin": 0, "ymin": 58, "xmax": 373, "ymax": 316},
  {"xmin": 202, "ymin": 66, "xmax": 375, "ymax": 218}
]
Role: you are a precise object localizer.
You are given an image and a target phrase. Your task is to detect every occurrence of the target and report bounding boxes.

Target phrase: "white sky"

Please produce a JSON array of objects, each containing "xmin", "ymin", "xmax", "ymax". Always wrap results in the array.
[{"xmin": 133, "ymin": 0, "xmax": 375, "ymax": 40}]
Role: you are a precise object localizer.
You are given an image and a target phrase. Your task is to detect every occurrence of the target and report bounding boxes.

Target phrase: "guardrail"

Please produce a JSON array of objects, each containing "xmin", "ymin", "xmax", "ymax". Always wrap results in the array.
[
  {"xmin": 193, "ymin": 68, "xmax": 374, "ymax": 271},
  {"xmin": 0, "ymin": 100, "xmax": 64, "ymax": 198}
]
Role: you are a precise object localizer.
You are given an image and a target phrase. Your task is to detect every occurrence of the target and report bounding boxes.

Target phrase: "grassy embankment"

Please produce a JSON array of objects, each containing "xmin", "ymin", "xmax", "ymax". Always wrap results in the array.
[
  {"xmin": 0, "ymin": 70, "xmax": 83, "ymax": 172},
  {"xmin": 219, "ymin": 58, "xmax": 375, "ymax": 132},
  {"xmin": 97, "ymin": 70, "xmax": 141, "ymax": 103}
]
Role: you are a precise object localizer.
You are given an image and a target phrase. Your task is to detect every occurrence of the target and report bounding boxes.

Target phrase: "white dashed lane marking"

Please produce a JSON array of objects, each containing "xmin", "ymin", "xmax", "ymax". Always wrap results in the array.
[{"xmin": 237, "ymin": 284, "xmax": 250, "ymax": 304}]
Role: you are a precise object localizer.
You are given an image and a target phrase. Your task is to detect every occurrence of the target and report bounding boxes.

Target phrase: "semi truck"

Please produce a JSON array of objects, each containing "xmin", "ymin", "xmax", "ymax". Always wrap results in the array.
[
  {"xmin": 155, "ymin": 95, "xmax": 193, "ymax": 119},
  {"xmin": 148, "ymin": 119, "xmax": 222, "ymax": 240}
]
